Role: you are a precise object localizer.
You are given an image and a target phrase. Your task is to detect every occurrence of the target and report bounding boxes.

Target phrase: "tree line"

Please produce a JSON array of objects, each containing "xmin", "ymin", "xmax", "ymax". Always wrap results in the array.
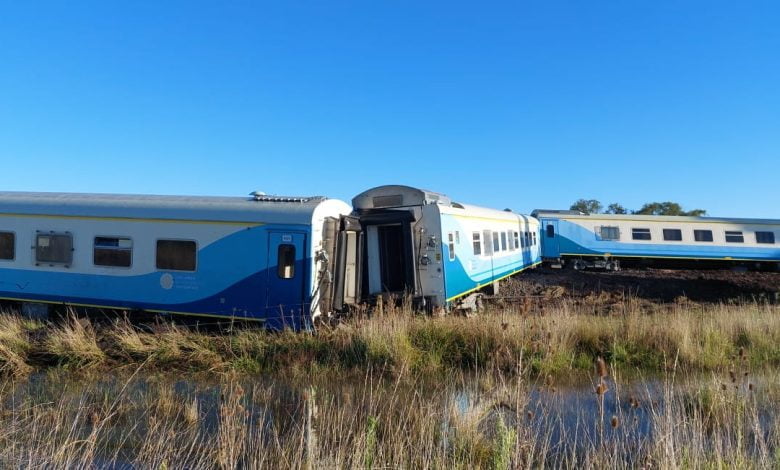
[{"xmin": 569, "ymin": 199, "xmax": 707, "ymax": 216}]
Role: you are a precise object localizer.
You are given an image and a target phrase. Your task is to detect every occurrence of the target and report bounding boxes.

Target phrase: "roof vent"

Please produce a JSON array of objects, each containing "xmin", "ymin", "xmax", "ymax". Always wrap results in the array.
[{"xmin": 249, "ymin": 191, "xmax": 321, "ymax": 203}]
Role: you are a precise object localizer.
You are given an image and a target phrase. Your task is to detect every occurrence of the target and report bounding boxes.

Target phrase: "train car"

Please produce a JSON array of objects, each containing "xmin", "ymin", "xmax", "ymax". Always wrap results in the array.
[
  {"xmin": 533, "ymin": 210, "xmax": 780, "ymax": 270},
  {"xmin": 350, "ymin": 185, "xmax": 541, "ymax": 311},
  {"xmin": 0, "ymin": 191, "xmax": 352, "ymax": 329}
]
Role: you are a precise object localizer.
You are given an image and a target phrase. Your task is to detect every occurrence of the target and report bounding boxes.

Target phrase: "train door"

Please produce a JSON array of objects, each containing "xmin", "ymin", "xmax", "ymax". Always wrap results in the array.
[
  {"xmin": 541, "ymin": 219, "xmax": 560, "ymax": 258},
  {"xmin": 267, "ymin": 232, "xmax": 307, "ymax": 329}
]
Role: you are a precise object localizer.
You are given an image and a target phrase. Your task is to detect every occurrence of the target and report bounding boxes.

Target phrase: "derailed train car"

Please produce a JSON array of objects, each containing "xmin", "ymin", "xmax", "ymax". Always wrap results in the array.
[
  {"xmin": 0, "ymin": 191, "xmax": 351, "ymax": 329},
  {"xmin": 342, "ymin": 185, "xmax": 541, "ymax": 312},
  {"xmin": 0, "ymin": 186, "xmax": 540, "ymax": 329}
]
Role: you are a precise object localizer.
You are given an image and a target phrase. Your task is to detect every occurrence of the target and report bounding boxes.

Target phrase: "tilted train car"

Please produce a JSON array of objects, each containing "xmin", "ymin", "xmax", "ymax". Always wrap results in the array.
[
  {"xmin": 0, "ymin": 191, "xmax": 351, "ymax": 329},
  {"xmin": 349, "ymin": 185, "xmax": 541, "ymax": 311},
  {"xmin": 533, "ymin": 210, "xmax": 780, "ymax": 270}
]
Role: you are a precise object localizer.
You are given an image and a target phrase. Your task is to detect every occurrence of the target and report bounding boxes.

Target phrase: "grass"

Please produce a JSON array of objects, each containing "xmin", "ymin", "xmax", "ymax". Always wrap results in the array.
[
  {"xmin": 0, "ymin": 299, "xmax": 778, "ymax": 467},
  {"xmin": 0, "ymin": 364, "xmax": 778, "ymax": 468},
  {"xmin": 0, "ymin": 299, "xmax": 778, "ymax": 379}
]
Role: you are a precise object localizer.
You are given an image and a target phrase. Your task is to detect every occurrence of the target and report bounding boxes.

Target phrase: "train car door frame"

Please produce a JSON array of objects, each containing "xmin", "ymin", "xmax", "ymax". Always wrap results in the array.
[{"xmin": 267, "ymin": 231, "xmax": 307, "ymax": 329}]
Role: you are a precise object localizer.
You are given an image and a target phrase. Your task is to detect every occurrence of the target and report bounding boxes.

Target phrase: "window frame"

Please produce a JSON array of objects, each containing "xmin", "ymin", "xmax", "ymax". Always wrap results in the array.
[
  {"xmin": 500, "ymin": 231, "xmax": 507, "ymax": 251},
  {"xmin": 93, "ymin": 236, "xmax": 133, "ymax": 268},
  {"xmin": 513, "ymin": 231, "xmax": 520, "ymax": 249},
  {"xmin": 492, "ymin": 232, "xmax": 500, "ymax": 253},
  {"xmin": 693, "ymin": 229, "xmax": 714, "ymax": 243},
  {"xmin": 546, "ymin": 224, "xmax": 555, "ymax": 238},
  {"xmin": 472, "ymin": 231, "xmax": 482, "ymax": 256},
  {"xmin": 35, "ymin": 232, "xmax": 74, "ymax": 267},
  {"xmin": 448, "ymin": 232, "xmax": 456, "ymax": 261},
  {"xmin": 724, "ymin": 231, "xmax": 745, "ymax": 244},
  {"xmin": 277, "ymin": 243, "xmax": 296, "ymax": 279},
  {"xmin": 755, "ymin": 231, "xmax": 775, "ymax": 244},
  {"xmin": 598, "ymin": 226, "xmax": 620, "ymax": 241},
  {"xmin": 0, "ymin": 231, "xmax": 15, "ymax": 261},
  {"xmin": 662, "ymin": 229, "xmax": 683, "ymax": 242},
  {"xmin": 631, "ymin": 228, "xmax": 652, "ymax": 241},
  {"xmin": 155, "ymin": 238, "xmax": 198, "ymax": 272}
]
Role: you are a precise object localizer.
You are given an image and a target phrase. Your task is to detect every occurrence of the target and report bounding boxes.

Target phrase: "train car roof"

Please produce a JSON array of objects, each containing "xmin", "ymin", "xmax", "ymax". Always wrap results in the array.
[
  {"xmin": 531, "ymin": 210, "xmax": 780, "ymax": 226},
  {"xmin": 353, "ymin": 185, "xmax": 535, "ymax": 221},
  {"xmin": 0, "ymin": 191, "xmax": 350, "ymax": 225}
]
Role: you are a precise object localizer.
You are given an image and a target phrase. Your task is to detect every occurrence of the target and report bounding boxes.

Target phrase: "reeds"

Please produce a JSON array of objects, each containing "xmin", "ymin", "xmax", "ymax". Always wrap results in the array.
[{"xmin": 0, "ymin": 365, "xmax": 777, "ymax": 468}]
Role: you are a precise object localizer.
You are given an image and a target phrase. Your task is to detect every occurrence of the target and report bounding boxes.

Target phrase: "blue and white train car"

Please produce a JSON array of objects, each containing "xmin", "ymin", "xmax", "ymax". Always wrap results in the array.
[
  {"xmin": 0, "ymin": 191, "xmax": 352, "ymax": 329},
  {"xmin": 351, "ymin": 186, "xmax": 541, "ymax": 310},
  {"xmin": 533, "ymin": 210, "xmax": 780, "ymax": 270}
]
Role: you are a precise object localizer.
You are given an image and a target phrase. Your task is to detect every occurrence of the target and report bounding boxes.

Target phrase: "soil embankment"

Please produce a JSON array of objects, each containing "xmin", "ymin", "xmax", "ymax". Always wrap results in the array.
[{"xmin": 502, "ymin": 267, "xmax": 780, "ymax": 304}]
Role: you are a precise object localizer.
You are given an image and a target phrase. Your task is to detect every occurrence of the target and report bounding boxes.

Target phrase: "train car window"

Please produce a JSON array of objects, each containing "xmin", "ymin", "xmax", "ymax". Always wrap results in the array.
[
  {"xmin": 513, "ymin": 231, "xmax": 520, "ymax": 249},
  {"xmin": 756, "ymin": 231, "xmax": 776, "ymax": 244},
  {"xmin": 631, "ymin": 228, "xmax": 651, "ymax": 241},
  {"xmin": 546, "ymin": 224, "xmax": 555, "ymax": 238},
  {"xmin": 662, "ymin": 229, "xmax": 683, "ymax": 241},
  {"xmin": 455, "ymin": 231, "xmax": 460, "ymax": 244},
  {"xmin": 35, "ymin": 233, "xmax": 73, "ymax": 266},
  {"xmin": 725, "ymin": 231, "xmax": 744, "ymax": 243},
  {"xmin": 500, "ymin": 232, "xmax": 507, "ymax": 251},
  {"xmin": 94, "ymin": 237, "xmax": 133, "ymax": 267},
  {"xmin": 277, "ymin": 244, "xmax": 296, "ymax": 278},
  {"xmin": 694, "ymin": 230, "xmax": 714, "ymax": 242},
  {"xmin": 492, "ymin": 232, "xmax": 500, "ymax": 252},
  {"xmin": 525, "ymin": 232, "xmax": 530, "ymax": 246},
  {"xmin": 483, "ymin": 230, "xmax": 493, "ymax": 255},
  {"xmin": 156, "ymin": 240, "xmax": 197, "ymax": 271},
  {"xmin": 505, "ymin": 230, "xmax": 513, "ymax": 251},
  {"xmin": 472, "ymin": 232, "xmax": 482, "ymax": 255},
  {"xmin": 448, "ymin": 232, "xmax": 456, "ymax": 261},
  {"xmin": 533, "ymin": 232, "xmax": 537, "ymax": 246},
  {"xmin": 0, "ymin": 232, "xmax": 14, "ymax": 260},
  {"xmin": 599, "ymin": 226, "xmax": 620, "ymax": 241}
]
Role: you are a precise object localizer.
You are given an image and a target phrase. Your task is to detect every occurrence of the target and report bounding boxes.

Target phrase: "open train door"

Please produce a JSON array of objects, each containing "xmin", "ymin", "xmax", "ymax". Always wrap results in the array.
[{"xmin": 331, "ymin": 215, "xmax": 363, "ymax": 312}]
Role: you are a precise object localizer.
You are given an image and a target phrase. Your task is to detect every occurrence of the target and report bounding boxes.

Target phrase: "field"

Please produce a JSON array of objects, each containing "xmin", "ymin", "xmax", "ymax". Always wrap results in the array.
[{"xmin": 0, "ymin": 268, "xmax": 779, "ymax": 468}]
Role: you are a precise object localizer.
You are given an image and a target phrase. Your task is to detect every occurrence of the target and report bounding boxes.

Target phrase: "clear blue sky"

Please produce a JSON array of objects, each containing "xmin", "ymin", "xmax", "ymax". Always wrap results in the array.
[{"xmin": 1, "ymin": 1, "xmax": 778, "ymax": 217}]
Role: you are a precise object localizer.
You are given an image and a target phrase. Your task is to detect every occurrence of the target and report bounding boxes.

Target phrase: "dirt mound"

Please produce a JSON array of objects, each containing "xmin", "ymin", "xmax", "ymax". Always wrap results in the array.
[{"xmin": 502, "ymin": 267, "xmax": 780, "ymax": 305}]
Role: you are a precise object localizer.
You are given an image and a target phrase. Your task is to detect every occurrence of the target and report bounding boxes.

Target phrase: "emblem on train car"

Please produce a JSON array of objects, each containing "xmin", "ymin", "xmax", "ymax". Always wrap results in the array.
[{"xmin": 160, "ymin": 273, "xmax": 174, "ymax": 290}]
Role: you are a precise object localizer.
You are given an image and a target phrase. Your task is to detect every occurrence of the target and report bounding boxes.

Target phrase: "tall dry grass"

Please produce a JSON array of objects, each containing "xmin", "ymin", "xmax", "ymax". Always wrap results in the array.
[{"xmin": 0, "ymin": 301, "xmax": 778, "ymax": 379}]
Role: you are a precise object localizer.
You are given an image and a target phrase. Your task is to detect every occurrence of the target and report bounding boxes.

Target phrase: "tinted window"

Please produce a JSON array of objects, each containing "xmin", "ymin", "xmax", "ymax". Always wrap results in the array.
[
  {"xmin": 663, "ymin": 229, "xmax": 683, "ymax": 241},
  {"xmin": 546, "ymin": 224, "xmax": 555, "ymax": 238},
  {"xmin": 632, "ymin": 228, "xmax": 651, "ymax": 241},
  {"xmin": 532, "ymin": 232, "xmax": 537, "ymax": 246},
  {"xmin": 500, "ymin": 232, "xmax": 507, "ymax": 251},
  {"xmin": 36, "ymin": 233, "xmax": 73, "ymax": 265},
  {"xmin": 277, "ymin": 244, "xmax": 295, "ymax": 278},
  {"xmin": 725, "ymin": 231, "xmax": 744, "ymax": 243},
  {"xmin": 156, "ymin": 240, "xmax": 197, "ymax": 271},
  {"xmin": 0, "ymin": 232, "xmax": 14, "ymax": 260},
  {"xmin": 694, "ymin": 230, "xmax": 713, "ymax": 242},
  {"xmin": 599, "ymin": 226, "xmax": 620, "ymax": 241},
  {"xmin": 513, "ymin": 231, "xmax": 520, "ymax": 249},
  {"xmin": 94, "ymin": 237, "xmax": 132, "ymax": 267},
  {"xmin": 756, "ymin": 231, "xmax": 775, "ymax": 244},
  {"xmin": 492, "ymin": 232, "xmax": 500, "ymax": 252},
  {"xmin": 472, "ymin": 232, "xmax": 481, "ymax": 255}
]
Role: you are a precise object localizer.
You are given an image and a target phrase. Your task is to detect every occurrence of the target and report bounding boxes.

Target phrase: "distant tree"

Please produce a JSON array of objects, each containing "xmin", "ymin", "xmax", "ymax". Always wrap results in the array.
[
  {"xmin": 633, "ymin": 202, "xmax": 707, "ymax": 216},
  {"xmin": 570, "ymin": 199, "xmax": 602, "ymax": 214},
  {"xmin": 604, "ymin": 203, "xmax": 628, "ymax": 214}
]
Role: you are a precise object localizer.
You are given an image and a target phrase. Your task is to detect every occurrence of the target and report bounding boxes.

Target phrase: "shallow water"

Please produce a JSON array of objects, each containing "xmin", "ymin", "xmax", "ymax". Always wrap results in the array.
[{"xmin": 2, "ymin": 369, "xmax": 778, "ymax": 467}]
